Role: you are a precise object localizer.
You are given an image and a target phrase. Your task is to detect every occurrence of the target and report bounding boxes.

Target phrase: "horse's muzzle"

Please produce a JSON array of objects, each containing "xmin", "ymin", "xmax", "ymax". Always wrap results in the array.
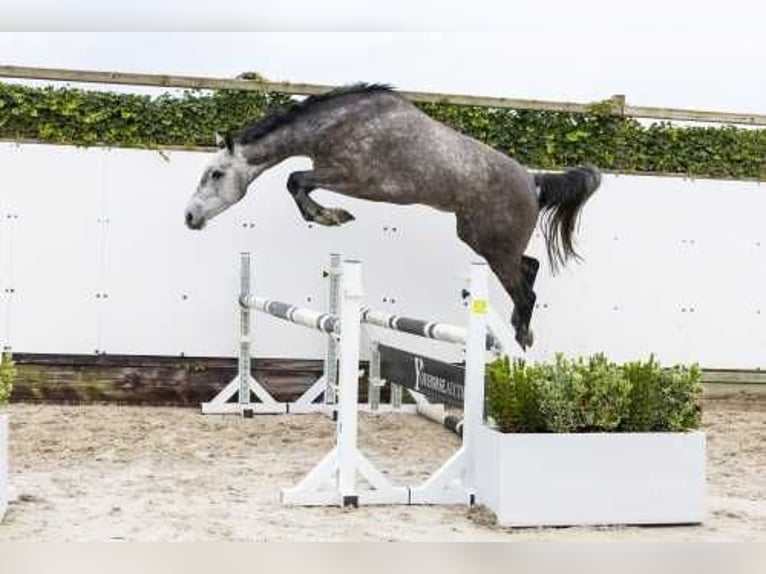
[{"xmin": 185, "ymin": 210, "xmax": 205, "ymax": 230}]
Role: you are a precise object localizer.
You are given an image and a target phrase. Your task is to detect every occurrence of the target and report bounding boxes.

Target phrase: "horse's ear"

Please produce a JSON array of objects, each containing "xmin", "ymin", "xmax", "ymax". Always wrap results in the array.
[{"xmin": 215, "ymin": 133, "xmax": 234, "ymax": 153}]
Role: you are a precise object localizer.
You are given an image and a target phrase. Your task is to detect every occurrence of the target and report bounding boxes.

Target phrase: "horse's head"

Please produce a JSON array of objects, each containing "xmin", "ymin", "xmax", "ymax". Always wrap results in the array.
[{"xmin": 185, "ymin": 134, "xmax": 266, "ymax": 230}]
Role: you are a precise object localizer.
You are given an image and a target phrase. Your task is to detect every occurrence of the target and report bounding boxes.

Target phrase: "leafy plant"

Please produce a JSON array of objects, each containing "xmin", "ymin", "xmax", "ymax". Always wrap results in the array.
[
  {"xmin": 486, "ymin": 357, "xmax": 544, "ymax": 433},
  {"xmin": 620, "ymin": 355, "xmax": 662, "ymax": 431},
  {"xmin": 0, "ymin": 350, "xmax": 15, "ymax": 406},
  {"xmin": 486, "ymin": 353, "xmax": 702, "ymax": 433},
  {"xmin": 533, "ymin": 354, "xmax": 584, "ymax": 433},
  {"xmin": 0, "ymin": 80, "xmax": 763, "ymax": 180},
  {"xmin": 620, "ymin": 356, "xmax": 702, "ymax": 431}
]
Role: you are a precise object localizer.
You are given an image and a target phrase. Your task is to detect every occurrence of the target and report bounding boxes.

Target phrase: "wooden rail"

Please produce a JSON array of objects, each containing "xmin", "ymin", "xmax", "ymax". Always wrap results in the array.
[
  {"xmin": 1, "ymin": 64, "xmax": 765, "ymax": 127},
  {"xmin": 9, "ymin": 352, "xmax": 765, "ymax": 407}
]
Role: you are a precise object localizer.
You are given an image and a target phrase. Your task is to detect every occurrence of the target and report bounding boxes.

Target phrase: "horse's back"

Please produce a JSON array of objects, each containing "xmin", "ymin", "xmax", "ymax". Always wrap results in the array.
[{"xmin": 314, "ymin": 92, "xmax": 536, "ymax": 212}]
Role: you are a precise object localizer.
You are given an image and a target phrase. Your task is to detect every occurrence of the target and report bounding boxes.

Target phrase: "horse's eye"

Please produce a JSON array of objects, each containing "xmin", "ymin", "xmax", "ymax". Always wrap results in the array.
[{"xmin": 211, "ymin": 170, "xmax": 224, "ymax": 180}]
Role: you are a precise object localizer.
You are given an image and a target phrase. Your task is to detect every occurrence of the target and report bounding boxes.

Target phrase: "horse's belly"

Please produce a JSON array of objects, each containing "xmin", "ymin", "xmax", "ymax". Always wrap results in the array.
[{"xmin": 353, "ymin": 179, "xmax": 457, "ymax": 212}]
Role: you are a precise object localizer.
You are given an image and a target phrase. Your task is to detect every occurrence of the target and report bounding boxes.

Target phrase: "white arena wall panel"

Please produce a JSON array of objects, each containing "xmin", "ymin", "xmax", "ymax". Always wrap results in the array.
[
  {"xmin": 1, "ymin": 143, "xmax": 103, "ymax": 354},
  {"xmin": 0, "ymin": 142, "xmax": 763, "ymax": 368}
]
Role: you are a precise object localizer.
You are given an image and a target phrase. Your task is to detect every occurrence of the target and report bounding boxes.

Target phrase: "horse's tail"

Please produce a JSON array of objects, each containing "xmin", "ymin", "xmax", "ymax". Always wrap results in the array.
[{"xmin": 535, "ymin": 165, "xmax": 601, "ymax": 273}]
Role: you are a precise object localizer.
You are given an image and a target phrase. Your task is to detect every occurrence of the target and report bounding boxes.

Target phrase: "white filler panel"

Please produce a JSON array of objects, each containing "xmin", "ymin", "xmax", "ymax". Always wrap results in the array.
[{"xmin": 0, "ymin": 142, "xmax": 763, "ymax": 368}]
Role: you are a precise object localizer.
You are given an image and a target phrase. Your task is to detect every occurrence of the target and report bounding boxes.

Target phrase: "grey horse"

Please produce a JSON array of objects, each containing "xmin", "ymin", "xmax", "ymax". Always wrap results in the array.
[{"xmin": 185, "ymin": 84, "xmax": 601, "ymax": 349}]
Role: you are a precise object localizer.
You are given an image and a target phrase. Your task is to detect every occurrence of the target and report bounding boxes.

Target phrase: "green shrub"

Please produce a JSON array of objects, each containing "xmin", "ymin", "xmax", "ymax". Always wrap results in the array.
[
  {"xmin": 578, "ymin": 353, "xmax": 633, "ymax": 431},
  {"xmin": 654, "ymin": 363, "xmax": 702, "ymax": 431},
  {"xmin": 534, "ymin": 355, "xmax": 583, "ymax": 433},
  {"xmin": 486, "ymin": 357, "xmax": 544, "ymax": 433},
  {"xmin": 486, "ymin": 353, "xmax": 701, "ymax": 433},
  {"xmin": 0, "ymin": 350, "xmax": 15, "ymax": 406},
  {"xmin": 620, "ymin": 356, "xmax": 702, "ymax": 431}
]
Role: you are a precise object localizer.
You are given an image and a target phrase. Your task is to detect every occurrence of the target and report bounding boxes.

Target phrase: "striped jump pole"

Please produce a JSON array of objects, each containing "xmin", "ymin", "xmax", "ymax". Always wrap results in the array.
[
  {"xmin": 361, "ymin": 308, "xmax": 501, "ymax": 352},
  {"xmin": 241, "ymin": 296, "xmax": 340, "ymax": 334},
  {"xmin": 360, "ymin": 286, "xmax": 501, "ymax": 416}
]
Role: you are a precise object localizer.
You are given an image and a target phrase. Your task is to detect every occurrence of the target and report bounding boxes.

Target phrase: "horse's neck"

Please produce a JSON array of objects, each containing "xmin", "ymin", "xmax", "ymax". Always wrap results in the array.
[
  {"xmin": 242, "ymin": 127, "xmax": 309, "ymax": 164},
  {"xmin": 241, "ymin": 98, "xmax": 381, "ymax": 161}
]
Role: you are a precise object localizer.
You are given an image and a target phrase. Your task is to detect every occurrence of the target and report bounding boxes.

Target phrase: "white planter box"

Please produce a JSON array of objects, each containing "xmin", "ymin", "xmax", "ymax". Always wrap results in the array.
[
  {"xmin": 475, "ymin": 425, "xmax": 706, "ymax": 527},
  {"xmin": 0, "ymin": 414, "xmax": 7, "ymax": 521}
]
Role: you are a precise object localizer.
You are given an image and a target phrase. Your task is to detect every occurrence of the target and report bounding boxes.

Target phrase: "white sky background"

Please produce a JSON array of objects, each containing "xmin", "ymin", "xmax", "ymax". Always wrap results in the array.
[{"xmin": 0, "ymin": 1, "xmax": 764, "ymax": 114}]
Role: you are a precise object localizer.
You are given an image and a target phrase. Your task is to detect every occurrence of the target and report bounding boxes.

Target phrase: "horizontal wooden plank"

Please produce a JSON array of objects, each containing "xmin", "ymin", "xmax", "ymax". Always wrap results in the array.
[
  {"xmin": 8, "ymin": 353, "xmax": 765, "ymax": 409},
  {"xmin": 12, "ymin": 352, "xmax": 322, "ymax": 371},
  {"xmin": 10, "ymin": 353, "xmax": 323, "ymax": 405},
  {"xmin": 703, "ymin": 382, "xmax": 766, "ymax": 398},
  {"xmin": 625, "ymin": 105, "xmax": 766, "ymax": 127},
  {"xmin": 702, "ymin": 370, "xmax": 766, "ymax": 385},
  {"xmin": 1, "ymin": 64, "xmax": 765, "ymax": 126},
  {"xmin": 9, "ymin": 353, "xmax": 385, "ymax": 407},
  {"xmin": 0, "ymin": 64, "xmax": 595, "ymax": 115}
]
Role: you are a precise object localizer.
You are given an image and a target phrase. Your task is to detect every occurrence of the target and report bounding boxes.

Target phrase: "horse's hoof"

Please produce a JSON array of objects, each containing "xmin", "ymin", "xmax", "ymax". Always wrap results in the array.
[
  {"xmin": 333, "ymin": 209, "xmax": 355, "ymax": 224},
  {"xmin": 515, "ymin": 328, "xmax": 534, "ymax": 351},
  {"xmin": 316, "ymin": 208, "xmax": 355, "ymax": 226}
]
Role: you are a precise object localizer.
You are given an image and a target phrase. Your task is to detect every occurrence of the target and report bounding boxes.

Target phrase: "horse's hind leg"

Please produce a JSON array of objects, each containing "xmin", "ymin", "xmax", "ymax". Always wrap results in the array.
[
  {"xmin": 287, "ymin": 170, "xmax": 355, "ymax": 226},
  {"xmin": 457, "ymin": 214, "xmax": 537, "ymax": 350},
  {"xmin": 511, "ymin": 255, "xmax": 540, "ymax": 337},
  {"xmin": 501, "ymin": 259, "xmax": 537, "ymax": 350}
]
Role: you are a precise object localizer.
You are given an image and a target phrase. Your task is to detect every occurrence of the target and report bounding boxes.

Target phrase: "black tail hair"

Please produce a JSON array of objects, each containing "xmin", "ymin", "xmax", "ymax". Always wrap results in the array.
[{"xmin": 535, "ymin": 165, "xmax": 601, "ymax": 273}]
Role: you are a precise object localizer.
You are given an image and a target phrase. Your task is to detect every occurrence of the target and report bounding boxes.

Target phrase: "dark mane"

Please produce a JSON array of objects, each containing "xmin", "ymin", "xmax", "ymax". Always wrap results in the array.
[{"xmin": 237, "ymin": 83, "xmax": 394, "ymax": 144}]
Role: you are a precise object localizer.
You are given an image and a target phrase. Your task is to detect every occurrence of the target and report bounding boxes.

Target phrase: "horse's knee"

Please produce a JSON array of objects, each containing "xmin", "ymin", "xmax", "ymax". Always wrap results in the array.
[{"xmin": 287, "ymin": 172, "xmax": 304, "ymax": 195}]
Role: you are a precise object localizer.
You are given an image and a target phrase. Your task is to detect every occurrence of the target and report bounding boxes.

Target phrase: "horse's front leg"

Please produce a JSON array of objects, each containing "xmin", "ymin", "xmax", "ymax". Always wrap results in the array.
[{"xmin": 287, "ymin": 171, "xmax": 355, "ymax": 226}]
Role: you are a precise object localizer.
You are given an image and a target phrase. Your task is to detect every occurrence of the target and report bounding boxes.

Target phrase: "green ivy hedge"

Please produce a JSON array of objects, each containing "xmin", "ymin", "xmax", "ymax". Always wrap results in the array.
[
  {"xmin": 1, "ymin": 81, "xmax": 764, "ymax": 180},
  {"xmin": 0, "ymin": 82, "xmax": 293, "ymax": 149},
  {"xmin": 486, "ymin": 353, "xmax": 701, "ymax": 433}
]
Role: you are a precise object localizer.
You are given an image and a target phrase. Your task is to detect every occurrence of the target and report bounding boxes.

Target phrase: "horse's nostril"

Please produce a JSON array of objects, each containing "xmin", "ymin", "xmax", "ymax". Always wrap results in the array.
[{"xmin": 185, "ymin": 212, "xmax": 194, "ymax": 225}]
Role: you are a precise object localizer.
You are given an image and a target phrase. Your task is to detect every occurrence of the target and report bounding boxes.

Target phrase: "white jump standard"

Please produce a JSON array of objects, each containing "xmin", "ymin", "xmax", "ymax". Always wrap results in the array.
[
  {"xmin": 203, "ymin": 251, "xmax": 500, "ymax": 507},
  {"xmin": 201, "ymin": 252, "xmax": 287, "ymax": 416},
  {"xmin": 281, "ymin": 260, "xmax": 410, "ymax": 507},
  {"xmin": 282, "ymin": 261, "xmax": 493, "ymax": 507},
  {"xmin": 201, "ymin": 252, "xmax": 341, "ymax": 416}
]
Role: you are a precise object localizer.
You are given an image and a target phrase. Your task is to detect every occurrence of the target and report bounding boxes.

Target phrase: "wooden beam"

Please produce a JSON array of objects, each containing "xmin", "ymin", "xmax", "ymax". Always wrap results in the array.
[
  {"xmin": 9, "ymin": 353, "xmax": 385, "ymax": 406},
  {"xmin": 625, "ymin": 105, "xmax": 766, "ymax": 127},
  {"xmin": 1, "ymin": 64, "xmax": 765, "ymax": 127},
  {"xmin": 702, "ymin": 370, "xmax": 766, "ymax": 385}
]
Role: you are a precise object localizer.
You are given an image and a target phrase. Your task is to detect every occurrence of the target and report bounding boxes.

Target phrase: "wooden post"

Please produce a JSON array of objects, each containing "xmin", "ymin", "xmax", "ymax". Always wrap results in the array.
[{"xmin": 610, "ymin": 94, "xmax": 627, "ymax": 117}]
